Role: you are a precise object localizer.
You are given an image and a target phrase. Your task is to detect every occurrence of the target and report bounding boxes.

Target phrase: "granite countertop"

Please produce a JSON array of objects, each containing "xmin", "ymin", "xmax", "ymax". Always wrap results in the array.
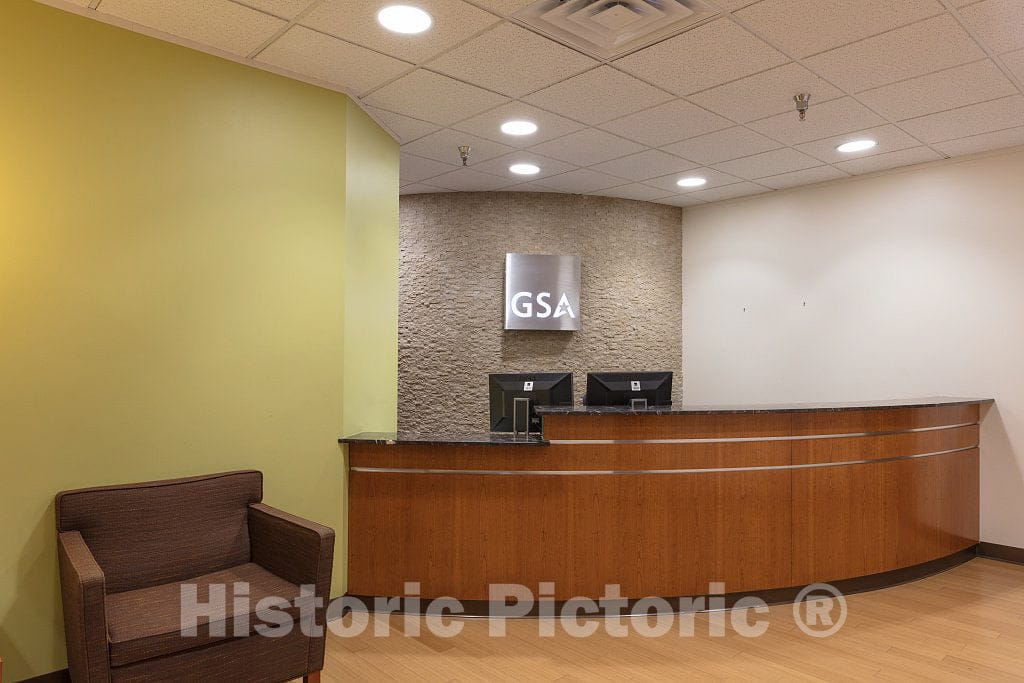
[
  {"xmin": 340, "ymin": 398, "xmax": 992, "ymax": 445},
  {"xmin": 536, "ymin": 396, "xmax": 993, "ymax": 416},
  {"xmin": 340, "ymin": 431, "xmax": 548, "ymax": 446}
]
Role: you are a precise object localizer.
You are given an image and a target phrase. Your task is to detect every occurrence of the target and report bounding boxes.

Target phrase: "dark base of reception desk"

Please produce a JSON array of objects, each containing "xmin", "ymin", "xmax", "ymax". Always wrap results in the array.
[
  {"xmin": 342, "ymin": 398, "xmax": 989, "ymax": 606},
  {"xmin": 341, "ymin": 548, "xmax": 977, "ymax": 617}
]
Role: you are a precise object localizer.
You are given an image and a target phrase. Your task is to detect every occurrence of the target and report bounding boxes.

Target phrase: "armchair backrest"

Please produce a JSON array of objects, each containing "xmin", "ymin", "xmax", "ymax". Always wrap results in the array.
[{"xmin": 57, "ymin": 471, "xmax": 263, "ymax": 593}]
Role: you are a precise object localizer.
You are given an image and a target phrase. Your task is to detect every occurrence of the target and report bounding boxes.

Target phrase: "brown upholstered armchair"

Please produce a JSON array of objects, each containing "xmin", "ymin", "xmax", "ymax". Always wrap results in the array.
[{"xmin": 56, "ymin": 471, "xmax": 334, "ymax": 683}]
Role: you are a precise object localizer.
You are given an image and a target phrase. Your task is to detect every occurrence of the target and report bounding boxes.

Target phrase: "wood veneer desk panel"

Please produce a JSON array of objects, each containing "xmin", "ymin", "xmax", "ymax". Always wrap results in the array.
[{"xmin": 344, "ymin": 399, "xmax": 987, "ymax": 601}]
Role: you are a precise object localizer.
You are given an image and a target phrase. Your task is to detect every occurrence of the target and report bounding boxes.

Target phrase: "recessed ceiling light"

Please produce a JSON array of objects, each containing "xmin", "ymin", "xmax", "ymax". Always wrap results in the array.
[
  {"xmin": 377, "ymin": 5, "xmax": 432, "ymax": 34},
  {"xmin": 509, "ymin": 163, "xmax": 540, "ymax": 175},
  {"xmin": 676, "ymin": 176, "xmax": 707, "ymax": 188},
  {"xmin": 500, "ymin": 120, "xmax": 538, "ymax": 136},
  {"xmin": 836, "ymin": 139, "xmax": 877, "ymax": 153}
]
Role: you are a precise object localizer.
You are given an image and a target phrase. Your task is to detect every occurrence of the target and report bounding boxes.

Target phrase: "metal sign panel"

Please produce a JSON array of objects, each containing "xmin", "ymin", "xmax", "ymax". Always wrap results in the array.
[{"xmin": 504, "ymin": 253, "xmax": 581, "ymax": 331}]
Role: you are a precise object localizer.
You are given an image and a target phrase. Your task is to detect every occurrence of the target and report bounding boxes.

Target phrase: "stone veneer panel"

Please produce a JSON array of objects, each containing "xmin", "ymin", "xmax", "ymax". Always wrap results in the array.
[{"xmin": 399, "ymin": 192, "xmax": 682, "ymax": 436}]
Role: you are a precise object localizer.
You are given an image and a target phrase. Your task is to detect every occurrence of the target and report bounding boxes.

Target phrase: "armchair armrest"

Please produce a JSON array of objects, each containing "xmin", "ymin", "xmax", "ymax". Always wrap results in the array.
[
  {"xmin": 58, "ymin": 531, "xmax": 110, "ymax": 682},
  {"xmin": 248, "ymin": 503, "xmax": 335, "ymax": 593},
  {"xmin": 248, "ymin": 503, "xmax": 335, "ymax": 674}
]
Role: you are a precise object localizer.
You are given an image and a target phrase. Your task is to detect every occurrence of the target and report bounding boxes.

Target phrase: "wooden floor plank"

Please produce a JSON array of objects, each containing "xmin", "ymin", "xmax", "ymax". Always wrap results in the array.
[{"xmin": 311, "ymin": 558, "xmax": 1024, "ymax": 682}]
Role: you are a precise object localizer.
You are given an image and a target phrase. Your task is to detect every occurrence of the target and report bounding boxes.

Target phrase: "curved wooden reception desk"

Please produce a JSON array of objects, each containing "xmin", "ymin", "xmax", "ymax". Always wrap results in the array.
[{"xmin": 342, "ymin": 398, "xmax": 989, "ymax": 603}]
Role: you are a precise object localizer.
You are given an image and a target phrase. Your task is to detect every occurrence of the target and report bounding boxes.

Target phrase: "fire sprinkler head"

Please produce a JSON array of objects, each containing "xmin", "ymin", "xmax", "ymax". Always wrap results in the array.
[{"xmin": 794, "ymin": 93, "xmax": 811, "ymax": 122}]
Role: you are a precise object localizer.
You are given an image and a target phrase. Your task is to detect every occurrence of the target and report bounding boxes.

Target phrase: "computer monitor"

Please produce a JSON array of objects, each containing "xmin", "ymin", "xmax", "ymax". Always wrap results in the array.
[
  {"xmin": 585, "ymin": 371, "xmax": 673, "ymax": 407},
  {"xmin": 489, "ymin": 372, "xmax": 573, "ymax": 433}
]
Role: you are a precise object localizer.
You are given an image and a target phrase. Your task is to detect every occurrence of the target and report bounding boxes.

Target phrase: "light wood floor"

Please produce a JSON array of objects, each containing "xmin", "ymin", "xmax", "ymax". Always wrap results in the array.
[{"xmin": 320, "ymin": 558, "xmax": 1024, "ymax": 681}]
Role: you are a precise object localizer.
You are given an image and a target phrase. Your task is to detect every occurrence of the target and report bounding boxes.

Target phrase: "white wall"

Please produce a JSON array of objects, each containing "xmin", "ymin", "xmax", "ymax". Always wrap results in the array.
[{"xmin": 681, "ymin": 145, "xmax": 1024, "ymax": 548}]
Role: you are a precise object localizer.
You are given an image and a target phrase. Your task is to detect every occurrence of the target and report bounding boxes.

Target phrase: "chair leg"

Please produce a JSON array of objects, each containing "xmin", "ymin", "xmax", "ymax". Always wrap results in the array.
[{"xmin": 303, "ymin": 672, "xmax": 321, "ymax": 683}]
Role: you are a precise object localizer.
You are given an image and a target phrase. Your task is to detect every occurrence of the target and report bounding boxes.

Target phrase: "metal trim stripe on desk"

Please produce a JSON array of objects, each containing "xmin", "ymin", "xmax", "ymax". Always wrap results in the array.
[
  {"xmin": 546, "ymin": 421, "xmax": 977, "ymax": 445},
  {"xmin": 350, "ymin": 444, "xmax": 978, "ymax": 476}
]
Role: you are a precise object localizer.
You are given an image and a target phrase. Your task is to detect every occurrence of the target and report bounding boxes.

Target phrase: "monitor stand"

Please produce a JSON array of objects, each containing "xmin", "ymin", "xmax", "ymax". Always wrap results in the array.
[
  {"xmin": 513, "ymin": 397, "xmax": 534, "ymax": 437},
  {"xmin": 629, "ymin": 398, "xmax": 649, "ymax": 411}
]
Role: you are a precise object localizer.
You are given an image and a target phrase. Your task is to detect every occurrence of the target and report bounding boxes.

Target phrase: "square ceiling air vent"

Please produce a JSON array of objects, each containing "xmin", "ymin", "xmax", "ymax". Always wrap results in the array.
[{"xmin": 514, "ymin": 0, "xmax": 719, "ymax": 60}]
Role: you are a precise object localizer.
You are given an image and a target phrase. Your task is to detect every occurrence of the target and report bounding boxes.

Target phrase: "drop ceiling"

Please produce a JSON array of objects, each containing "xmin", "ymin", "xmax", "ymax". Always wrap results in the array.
[{"xmin": 47, "ymin": 0, "xmax": 1024, "ymax": 207}]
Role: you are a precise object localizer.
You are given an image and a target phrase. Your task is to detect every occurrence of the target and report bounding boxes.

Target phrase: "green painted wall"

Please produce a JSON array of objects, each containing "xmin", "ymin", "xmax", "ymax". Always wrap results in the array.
[
  {"xmin": 337, "ymin": 101, "xmax": 400, "ymax": 594},
  {"xmin": 342, "ymin": 101, "xmax": 400, "ymax": 438},
  {"xmin": 0, "ymin": 1, "xmax": 398, "ymax": 680}
]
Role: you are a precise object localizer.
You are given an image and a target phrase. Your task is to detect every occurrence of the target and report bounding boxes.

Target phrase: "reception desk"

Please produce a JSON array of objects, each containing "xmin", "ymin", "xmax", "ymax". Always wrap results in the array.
[{"xmin": 342, "ymin": 398, "xmax": 989, "ymax": 604}]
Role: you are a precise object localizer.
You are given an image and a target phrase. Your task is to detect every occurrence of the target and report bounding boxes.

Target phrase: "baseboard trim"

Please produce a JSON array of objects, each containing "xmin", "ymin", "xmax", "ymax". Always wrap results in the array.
[
  {"xmin": 23, "ymin": 670, "xmax": 70, "ymax": 682},
  {"xmin": 977, "ymin": 541, "xmax": 1024, "ymax": 565}
]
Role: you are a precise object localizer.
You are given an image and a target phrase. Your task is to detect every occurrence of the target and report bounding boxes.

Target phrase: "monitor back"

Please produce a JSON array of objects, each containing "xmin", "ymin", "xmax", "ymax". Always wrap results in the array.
[
  {"xmin": 489, "ymin": 372, "xmax": 573, "ymax": 432},
  {"xmin": 585, "ymin": 371, "xmax": 673, "ymax": 407}
]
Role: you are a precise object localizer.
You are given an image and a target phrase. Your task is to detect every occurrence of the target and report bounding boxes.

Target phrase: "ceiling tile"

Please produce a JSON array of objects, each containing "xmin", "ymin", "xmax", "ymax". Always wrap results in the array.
[
  {"xmin": 716, "ymin": 0, "xmax": 760, "ymax": 10},
  {"xmin": 661, "ymin": 126, "xmax": 782, "ymax": 165},
  {"xmin": 804, "ymin": 15, "xmax": 985, "ymax": 93},
  {"xmin": 598, "ymin": 99, "xmax": 732, "ymax": 147},
  {"xmin": 426, "ymin": 23, "xmax": 597, "ymax": 98},
  {"xmin": 257, "ymin": 26, "xmax": 411, "ymax": 95},
  {"xmin": 538, "ymin": 169, "xmax": 626, "ymax": 193},
  {"xmin": 646, "ymin": 168, "xmax": 743, "ymax": 194},
  {"xmin": 795, "ymin": 125, "xmax": 924, "ymax": 163},
  {"xmin": 656, "ymin": 195, "xmax": 707, "ymax": 207},
  {"xmin": 833, "ymin": 146, "xmax": 942, "ymax": 175},
  {"xmin": 748, "ymin": 97, "xmax": 886, "ymax": 145},
  {"xmin": 468, "ymin": 0, "xmax": 535, "ymax": 16},
  {"xmin": 504, "ymin": 180, "xmax": 561, "ymax": 193},
  {"xmin": 899, "ymin": 94, "xmax": 1024, "ymax": 143},
  {"xmin": 688, "ymin": 62, "xmax": 844, "ymax": 123},
  {"xmin": 400, "ymin": 152, "xmax": 458, "ymax": 184},
  {"xmin": 590, "ymin": 150, "xmax": 698, "ymax": 181},
  {"xmin": 687, "ymin": 181, "xmax": 771, "ymax": 203},
  {"xmin": 1002, "ymin": 48, "xmax": 1024, "ymax": 83},
  {"xmin": 402, "ymin": 128, "xmax": 515, "ymax": 164},
  {"xmin": 713, "ymin": 148, "xmax": 822, "ymax": 179},
  {"xmin": 366, "ymin": 107, "xmax": 441, "ymax": 143},
  {"xmin": 452, "ymin": 102, "xmax": 585, "ymax": 146},
  {"xmin": 426, "ymin": 167, "xmax": 518, "ymax": 191},
  {"xmin": 522, "ymin": 66, "xmax": 674, "ymax": 125},
  {"xmin": 758, "ymin": 165, "xmax": 849, "ymax": 189},
  {"xmin": 400, "ymin": 183, "xmax": 451, "ymax": 194},
  {"xmin": 233, "ymin": 0, "xmax": 314, "ymax": 20},
  {"xmin": 593, "ymin": 184, "xmax": 675, "ymax": 202},
  {"xmin": 466, "ymin": 151, "xmax": 578, "ymax": 181},
  {"xmin": 734, "ymin": 0, "xmax": 944, "ymax": 59},
  {"xmin": 302, "ymin": 0, "xmax": 500, "ymax": 63},
  {"xmin": 856, "ymin": 59, "xmax": 1018, "ymax": 121},
  {"xmin": 529, "ymin": 129, "xmax": 646, "ymax": 166},
  {"xmin": 933, "ymin": 124, "xmax": 1024, "ymax": 156},
  {"xmin": 959, "ymin": 0, "xmax": 1024, "ymax": 54},
  {"xmin": 613, "ymin": 19, "xmax": 787, "ymax": 96},
  {"xmin": 362, "ymin": 70, "xmax": 509, "ymax": 125},
  {"xmin": 98, "ymin": 0, "xmax": 286, "ymax": 56}
]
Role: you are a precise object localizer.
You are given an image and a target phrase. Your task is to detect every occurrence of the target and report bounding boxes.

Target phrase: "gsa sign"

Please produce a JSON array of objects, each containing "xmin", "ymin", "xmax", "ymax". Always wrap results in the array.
[{"xmin": 504, "ymin": 253, "xmax": 581, "ymax": 331}]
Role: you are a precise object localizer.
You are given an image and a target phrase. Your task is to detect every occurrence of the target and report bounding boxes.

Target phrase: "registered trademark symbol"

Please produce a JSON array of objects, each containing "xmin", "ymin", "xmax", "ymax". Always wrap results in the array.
[{"xmin": 793, "ymin": 583, "xmax": 847, "ymax": 638}]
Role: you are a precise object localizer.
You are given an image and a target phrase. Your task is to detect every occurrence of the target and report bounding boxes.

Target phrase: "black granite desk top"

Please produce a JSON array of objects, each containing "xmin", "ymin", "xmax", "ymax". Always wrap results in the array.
[
  {"xmin": 536, "ymin": 396, "xmax": 992, "ymax": 416},
  {"xmin": 340, "ymin": 431, "xmax": 548, "ymax": 446},
  {"xmin": 340, "ymin": 398, "xmax": 992, "ymax": 446}
]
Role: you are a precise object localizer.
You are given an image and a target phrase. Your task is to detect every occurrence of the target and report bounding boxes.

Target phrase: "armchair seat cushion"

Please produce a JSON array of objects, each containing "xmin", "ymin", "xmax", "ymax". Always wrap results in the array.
[{"xmin": 106, "ymin": 562, "xmax": 301, "ymax": 667}]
